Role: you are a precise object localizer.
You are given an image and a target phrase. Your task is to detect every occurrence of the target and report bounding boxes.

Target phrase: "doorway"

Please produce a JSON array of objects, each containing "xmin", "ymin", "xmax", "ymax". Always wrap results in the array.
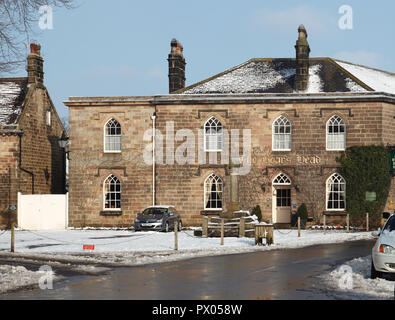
[{"xmin": 272, "ymin": 173, "xmax": 292, "ymax": 224}]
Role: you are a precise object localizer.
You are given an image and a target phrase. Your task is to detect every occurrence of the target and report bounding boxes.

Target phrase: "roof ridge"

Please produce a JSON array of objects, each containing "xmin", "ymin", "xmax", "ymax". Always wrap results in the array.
[
  {"xmin": 332, "ymin": 58, "xmax": 395, "ymax": 76},
  {"xmin": 174, "ymin": 59, "xmax": 255, "ymax": 94},
  {"xmin": 0, "ymin": 77, "xmax": 28, "ymax": 82},
  {"xmin": 328, "ymin": 58, "xmax": 374, "ymax": 92}
]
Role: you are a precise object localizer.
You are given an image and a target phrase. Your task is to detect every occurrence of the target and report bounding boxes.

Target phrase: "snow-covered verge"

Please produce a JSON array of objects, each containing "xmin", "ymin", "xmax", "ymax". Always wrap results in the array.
[
  {"xmin": 0, "ymin": 229, "xmax": 375, "ymax": 267},
  {"xmin": 322, "ymin": 255, "xmax": 394, "ymax": 300},
  {"xmin": 0, "ymin": 265, "xmax": 58, "ymax": 294}
]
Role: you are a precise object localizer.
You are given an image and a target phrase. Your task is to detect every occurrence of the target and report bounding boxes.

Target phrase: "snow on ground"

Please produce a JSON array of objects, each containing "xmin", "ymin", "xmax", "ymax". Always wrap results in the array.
[
  {"xmin": 0, "ymin": 265, "xmax": 57, "ymax": 294},
  {"xmin": 0, "ymin": 228, "xmax": 375, "ymax": 266},
  {"xmin": 322, "ymin": 255, "xmax": 394, "ymax": 300}
]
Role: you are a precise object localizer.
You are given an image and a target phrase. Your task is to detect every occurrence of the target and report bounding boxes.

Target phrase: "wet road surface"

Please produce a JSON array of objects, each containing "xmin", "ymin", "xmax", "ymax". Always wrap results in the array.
[{"xmin": 1, "ymin": 239, "xmax": 375, "ymax": 299}]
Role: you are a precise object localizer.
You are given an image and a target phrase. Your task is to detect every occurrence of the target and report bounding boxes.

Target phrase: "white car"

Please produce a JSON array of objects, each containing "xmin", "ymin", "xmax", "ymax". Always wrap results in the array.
[{"xmin": 371, "ymin": 212, "xmax": 395, "ymax": 279}]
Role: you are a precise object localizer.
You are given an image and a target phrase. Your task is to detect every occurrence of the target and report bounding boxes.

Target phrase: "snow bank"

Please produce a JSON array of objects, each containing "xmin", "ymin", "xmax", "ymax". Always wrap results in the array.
[
  {"xmin": 0, "ymin": 265, "xmax": 56, "ymax": 294},
  {"xmin": 322, "ymin": 255, "xmax": 394, "ymax": 299}
]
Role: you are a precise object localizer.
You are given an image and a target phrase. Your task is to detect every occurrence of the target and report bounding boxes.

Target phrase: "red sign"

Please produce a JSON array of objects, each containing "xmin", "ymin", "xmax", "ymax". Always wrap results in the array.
[{"xmin": 83, "ymin": 245, "xmax": 95, "ymax": 250}]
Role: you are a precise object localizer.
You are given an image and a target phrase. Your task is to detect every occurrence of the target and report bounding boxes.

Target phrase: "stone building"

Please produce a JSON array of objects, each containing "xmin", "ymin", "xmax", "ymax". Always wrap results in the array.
[
  {"xmin": 66, "ymin": 26, "xmax": 395, "ymax": 228},
  {"xmin": 0, "ymin": 44, "xmax": 66, "ymax": 228}
]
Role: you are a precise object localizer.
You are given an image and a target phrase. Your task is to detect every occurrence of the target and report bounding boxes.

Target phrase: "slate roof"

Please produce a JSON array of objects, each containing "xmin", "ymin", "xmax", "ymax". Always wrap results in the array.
[
  {"xmin": 177, "ymin": 58, "xmax": 395, "ymax": 95},
  {"xmin": 0, "ymin": 78, "xmax": 28, "ymax": 126}
]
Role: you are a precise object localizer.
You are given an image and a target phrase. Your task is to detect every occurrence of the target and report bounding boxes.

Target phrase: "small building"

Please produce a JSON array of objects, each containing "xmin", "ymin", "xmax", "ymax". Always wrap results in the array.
[
  {"xmin": 65, "ymin": 26, "xmax": 395, "ymax": 228},
  {"xmin": 0, "ymin": 44, "xmax": 66, "ymax": 228}
]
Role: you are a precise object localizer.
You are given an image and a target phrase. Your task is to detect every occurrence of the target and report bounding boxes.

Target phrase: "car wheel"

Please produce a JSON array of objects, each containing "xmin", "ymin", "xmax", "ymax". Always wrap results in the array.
[
  {"xmin": 371, "ymin": 260, "xmax": 382, "ymax": 279},
  {"xmin": 178, "ymin": 221, "xmax": 182, "ymax": 231}
]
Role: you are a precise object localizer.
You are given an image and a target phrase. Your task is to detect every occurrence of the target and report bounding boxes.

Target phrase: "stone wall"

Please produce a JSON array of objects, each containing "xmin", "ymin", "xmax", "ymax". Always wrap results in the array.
[
  {"xmin": 0, "ymin": 135, "xmax": 19, "ymax": 227},
  {"xmin": 67, "ymin": 104, "xmax": 153, "ymax": 227},
  {"xmin": 18, "ymin": 87, "xmax": 65, "ymax": 195},
  {"xmin": 68, "ymin": 99, "xmax": 394, "ymax": 227}
]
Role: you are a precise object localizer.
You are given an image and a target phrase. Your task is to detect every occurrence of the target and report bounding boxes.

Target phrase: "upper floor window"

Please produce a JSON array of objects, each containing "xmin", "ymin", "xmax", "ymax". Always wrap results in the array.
[
  {"xmin": 204, "ymin": 117, "xmax": 223, "ymax": 152},
  {"xmin": 204, "ymin": 173, "xmax": 223, "ymax": 210},
  {"xmin": 272, "ymin": 115, "xmax": 291, "ymax": 151},
  {"xmin": 104, "ymin": 118, "xmax": 122, "ymax": 152},
  {"xmin": 326, "ymin": 173, "xmax": 346, "ymax": 211},
  {"xmin": 326, "ymin": 115, "xmax": 346, "ymax": 151},
  {"xmin": 103, "ymin": 174, "xmax": 121, "ymax": 210}
]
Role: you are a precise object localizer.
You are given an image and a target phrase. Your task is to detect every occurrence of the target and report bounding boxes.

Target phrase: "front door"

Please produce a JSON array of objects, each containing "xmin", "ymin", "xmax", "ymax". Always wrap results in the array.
[{"xmin": 274, "ymin": 187, "xmax": 291, "ymax": 223}]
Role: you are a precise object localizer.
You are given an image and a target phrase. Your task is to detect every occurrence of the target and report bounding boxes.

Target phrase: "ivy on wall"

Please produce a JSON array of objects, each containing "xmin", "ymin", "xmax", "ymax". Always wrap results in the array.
[{"xmin": 336, "ymin": 146, "xmax": 391, "ymax": 225}]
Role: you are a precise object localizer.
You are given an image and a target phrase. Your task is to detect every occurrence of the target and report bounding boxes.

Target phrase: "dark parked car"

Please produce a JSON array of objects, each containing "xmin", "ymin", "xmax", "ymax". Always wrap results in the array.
[{"xmin": 134, "ymin": 205, "xmax": 182, "ymax": 232}]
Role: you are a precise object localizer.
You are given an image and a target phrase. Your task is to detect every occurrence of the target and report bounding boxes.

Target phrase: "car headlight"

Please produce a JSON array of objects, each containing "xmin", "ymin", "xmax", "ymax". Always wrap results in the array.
[{"xmin": 379, "ymin": 244, "xmax": 394, "ymax": 254}]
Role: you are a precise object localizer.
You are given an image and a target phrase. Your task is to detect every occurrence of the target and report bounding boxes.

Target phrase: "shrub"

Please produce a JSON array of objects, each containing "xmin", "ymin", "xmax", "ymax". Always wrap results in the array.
[
  {"xmin": 296, "ymin": 203, "xmax": 308, "ymax": 221},
  {"xmin": 252, "ymin": 205, "xmax": 262, "ymax": 222}
]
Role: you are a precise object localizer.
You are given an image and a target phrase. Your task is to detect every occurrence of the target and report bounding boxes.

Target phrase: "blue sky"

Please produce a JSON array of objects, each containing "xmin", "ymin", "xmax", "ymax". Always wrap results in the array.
[{"xmin": 5, "ymin": 0, "xmax": 395, "ymax": 119}]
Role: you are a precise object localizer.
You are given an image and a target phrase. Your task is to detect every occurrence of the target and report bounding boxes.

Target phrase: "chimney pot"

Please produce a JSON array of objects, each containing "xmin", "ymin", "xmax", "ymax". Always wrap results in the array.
[
  {"xmin": 27, "ymin": 43, "xmax": 44, "ymax": 85},
  {"xmin": 168, "ymin": 38, "xmax": 186, "ymax": 93},
  {"xmin": 30, "ymin": 43, "xmax": 41, "ymax": 55},
  {"xmin": 295, "ymin": 25, "xmax": 310, "ymax": 91}
]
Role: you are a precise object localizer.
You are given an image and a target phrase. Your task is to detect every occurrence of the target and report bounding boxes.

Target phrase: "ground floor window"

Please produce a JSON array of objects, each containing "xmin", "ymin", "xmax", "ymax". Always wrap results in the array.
[
  {"xmin": 103, "ymin": 174, "xmax": 121, "ymax": 210},
  {"xmin": 204, "ymin": 173, "xmax": 223, "ymax": 210},
  {"xmin": 326, "ymin": 173, "xmax": 346, "ymax": 210},
  {"xmin": 276, "ymin": 189, "xmax": 291, "ymax": 207}
]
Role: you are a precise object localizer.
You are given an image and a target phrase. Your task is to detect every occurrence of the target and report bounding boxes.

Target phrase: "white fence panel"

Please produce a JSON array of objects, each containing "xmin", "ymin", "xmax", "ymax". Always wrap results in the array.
[{"xmin": 18, "ymin": 192, "xmax": 68, "ymax": 230}]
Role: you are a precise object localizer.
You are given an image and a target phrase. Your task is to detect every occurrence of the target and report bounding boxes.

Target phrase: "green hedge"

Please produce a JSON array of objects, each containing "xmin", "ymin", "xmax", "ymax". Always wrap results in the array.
[{"xmin": 336, "ymin": 146, "xmax": 391, "ymax": 225}]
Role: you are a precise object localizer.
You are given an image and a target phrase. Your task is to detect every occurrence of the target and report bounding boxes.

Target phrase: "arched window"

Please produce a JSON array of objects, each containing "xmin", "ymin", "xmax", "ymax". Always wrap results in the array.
[
  {"xmin": 272, "ymin": 115, "xmax": 291, "ymax": 151},
  {"xmin": 326, "ymin": 115, "xmax": 346, "ymax": 151},
  {"xmin": 326, "ymin": 173, "xmax": 346, "ymax": 210},
  {"xmin": 204, "ymin": 173, "xmax": 223, "ymax": 210},
  {"xmin": 104, "ymin": 118, "xmax": 122, "ymax": 152},
  {"xmin": 272, "ymin": 173, "xmax": 292, "ymax": 185},
  {"xmin": 103, "ymin": 174, "xmax": 121, "ymax": 210},
  {"xmin": 204, "ymin": 117, "xmax": 223, "ymax": 152}
]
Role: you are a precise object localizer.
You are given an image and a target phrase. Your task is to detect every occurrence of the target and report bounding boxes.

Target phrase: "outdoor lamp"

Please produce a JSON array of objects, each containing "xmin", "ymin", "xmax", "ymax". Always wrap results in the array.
[
  {"xmin": 58, "ymin": 131, "xmax": 70, "ymax": 159},
  {"xmin": 261, "ymin": 183, "xmax": 266, "ymax": 192},
  {"xmin": 295, "ymin": 184, "xmax": 300, "ymax": 191}
]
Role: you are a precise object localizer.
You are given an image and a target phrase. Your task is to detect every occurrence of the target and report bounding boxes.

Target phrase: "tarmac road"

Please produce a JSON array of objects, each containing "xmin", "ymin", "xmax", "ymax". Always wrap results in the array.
[{"xmin": 0, "ymin": 239, "xmax": 376, "ymax": 300}]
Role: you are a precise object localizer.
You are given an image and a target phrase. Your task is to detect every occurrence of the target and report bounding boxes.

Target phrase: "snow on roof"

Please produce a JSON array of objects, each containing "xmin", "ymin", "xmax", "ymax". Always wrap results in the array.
[
  {"xmin": 0, "ymin": 79, "xmax": 27, "ymax": 126},
  {"xmin": 334, "ymin": 60, "xmax": 395, "ymax": 94},
  {"xmin": 180, "ymin": 59, "xmax": 368, "ymax": 95}
]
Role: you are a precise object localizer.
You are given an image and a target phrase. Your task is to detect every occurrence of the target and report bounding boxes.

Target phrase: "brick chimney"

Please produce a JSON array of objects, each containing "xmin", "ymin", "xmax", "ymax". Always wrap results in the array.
[
  {"xmin": 294, "ymin": 25, "xmax": 310, "ymax": 91},
  {"xmin": 27, "ymin": 43, "xmax": 44, "ymax": 85},
  {"xmin": 168, "ymin": 39, "xmax": 186, "ymax": 93}
]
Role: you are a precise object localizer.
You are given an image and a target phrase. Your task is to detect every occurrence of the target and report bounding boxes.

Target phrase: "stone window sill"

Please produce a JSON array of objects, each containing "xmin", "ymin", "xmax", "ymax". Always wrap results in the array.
[{"xmin": 100, "ymin": 211, "xmax": 122, "ymax": 216}]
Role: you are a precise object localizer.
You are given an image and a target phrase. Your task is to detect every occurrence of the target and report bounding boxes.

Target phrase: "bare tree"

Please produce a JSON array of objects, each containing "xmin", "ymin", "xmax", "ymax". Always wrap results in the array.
[{"xmin": 0, "ymin": 0, "xmax": 74, "ymax": 73}]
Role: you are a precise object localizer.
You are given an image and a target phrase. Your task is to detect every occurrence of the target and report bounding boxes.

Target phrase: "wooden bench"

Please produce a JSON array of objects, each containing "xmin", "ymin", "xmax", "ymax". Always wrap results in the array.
[
  {"xmin": 322, "ymin": 211, "xmax": 349, "ymax": 232},
  {"xmin": 255, "ymin": 224, "xmax": 274, "ymax": 246}
]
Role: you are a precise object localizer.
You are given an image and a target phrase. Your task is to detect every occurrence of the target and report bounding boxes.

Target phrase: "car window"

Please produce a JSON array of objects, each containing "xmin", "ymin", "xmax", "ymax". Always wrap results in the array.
[
  {"xmin": 142, "ymin": 208, "xmax": 168, "ymax": 215},
  {"xmin": 383, "ymin": 215, "xmax": 395, "ymax": 232}
]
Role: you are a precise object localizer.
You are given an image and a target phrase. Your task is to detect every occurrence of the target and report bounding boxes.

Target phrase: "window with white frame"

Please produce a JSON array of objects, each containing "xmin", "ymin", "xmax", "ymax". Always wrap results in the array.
[
  {"xmin": 326, "ymin": 115, "xmax": 346, "ymax": 150},
  {"xmin": 204, "ymin": 117, "xmax": 223, "ymax": 152},
  {"xmin": 104, "ymin": 118, "xmax": 122, "ymax": 152},
  {"xmin": 103, "ymin": 174, "xmax": 121, "ymax": 210},
  {"xmin": 326, "ymin": 173, "xmax": 346, "ymax": 210},
  {"xmin": 272, "ymin": 115, "xmax": 292, "ymax": 151},
  {"xmin": 204, "ymin": 173, "xmax": 223, "ymax": 210},
  {"xmin": 272, "ymin": 173, "xmax": 292, "ymax": 185}
]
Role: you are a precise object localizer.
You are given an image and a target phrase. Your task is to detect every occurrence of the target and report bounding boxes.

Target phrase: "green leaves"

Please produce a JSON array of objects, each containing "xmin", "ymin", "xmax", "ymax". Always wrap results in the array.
[{"xmin": 337, "ymin": 146, "xmax": 391, "ymax": 225}]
